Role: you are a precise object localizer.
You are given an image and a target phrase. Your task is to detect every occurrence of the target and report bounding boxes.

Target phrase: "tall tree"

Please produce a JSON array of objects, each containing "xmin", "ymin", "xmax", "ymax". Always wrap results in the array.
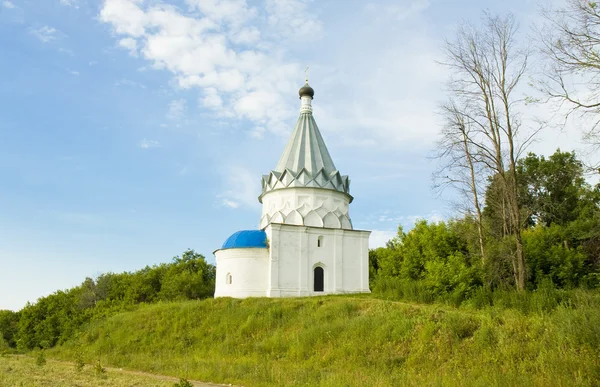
[
  {"xmin": 435, "ymin": 100, "xmax": 487, "ymax": 264},
  {"xmin": 0, "ymin": 310, "xmax": 19, "ymax": 348},
  {"xmin": 440, "ymin": 13, "xmax": 536, "ymax": 290},
  {"xmin": 517, "ymin": 150, "xmax": 589, "ymax": 227},
  {"xmin": 538, "ymin": 0, "xmax": 600, "ymax": 148}
]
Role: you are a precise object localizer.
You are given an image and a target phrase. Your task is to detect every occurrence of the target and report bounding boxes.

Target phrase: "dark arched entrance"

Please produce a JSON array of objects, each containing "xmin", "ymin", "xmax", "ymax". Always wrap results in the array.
[{"xmin": 314, "ymin": 267, "xmax": 324, "ymax": 292}]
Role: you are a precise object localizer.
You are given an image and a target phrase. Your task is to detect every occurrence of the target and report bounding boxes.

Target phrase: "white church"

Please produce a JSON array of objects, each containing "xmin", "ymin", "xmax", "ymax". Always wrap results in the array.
[{"xmin": 213, "ymin": 81, "xmax": 371, "ymax": 298}]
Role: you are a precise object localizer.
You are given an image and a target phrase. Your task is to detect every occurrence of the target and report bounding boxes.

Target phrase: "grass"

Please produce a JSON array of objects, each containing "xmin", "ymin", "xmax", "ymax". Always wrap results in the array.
[
  {"xmin": 45, "ymin": 292, "xmax": 600, "ymax": 387},
  {"xmin": 0, "ymin": 354, "xmax": 194, "ymax": 386}
]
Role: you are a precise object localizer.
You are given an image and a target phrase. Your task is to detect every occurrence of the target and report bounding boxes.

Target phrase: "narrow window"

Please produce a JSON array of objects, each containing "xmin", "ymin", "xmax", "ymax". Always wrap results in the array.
[
  {"xmin": 317, "ymin": 236, "xmax": 323, "ymax": 247},
  {"xmin": 314, "ymin": 267, "xmax": 324, "ymax": 292},
  {"xmin": 226, "ymin": 273, "xmax": 232, "ymax": 285}
]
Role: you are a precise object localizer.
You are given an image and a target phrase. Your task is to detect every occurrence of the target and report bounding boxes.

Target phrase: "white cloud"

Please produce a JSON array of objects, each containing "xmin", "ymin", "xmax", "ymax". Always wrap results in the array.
[
  {"xmin": 69, "ymin": 69, "xmax": 80, "ymax": 76},
  {"xmin": 364, "ymin": 0, "xmax": 430, "ymax": 21},
  {"xmin": 370, "ymin": 230, "xmax": 398, "ymax": 248},
  {"xmin": 264, "ymin": 0, "xmax": 322, "ymax": 39},
  {"xmin": 371, "ymin": 210, "xmax": 444, "ymax": 230},
  {"xmin": 185, "ymin": 0, "xmax": 256, "ymax": 25},
  {"xmin": 60, "ymin": 0, "xmax": 78, "ymax": 7},
  {"xmin": 100, "ymin": 0, "xmax": 147, "ymax": 37},
  {"xmin": 99, "ymin": 0, "xmax": 319, "ymax": 137},
  {"xmin": 312, "ymin": 27, "xmax": 446, "ymax": 149},
  {"xmin": 218, "ymin": 165, "xmax": 260, "ymax": 209},
  {"xmin": 59, "ymin": 48, "xmax": 75, "ymax": 56},
  {"xmin": 2, "ymin": 1, "xmax": 15, "ymax": 9},
  {"xmin": 115, "ymin": 78, "xmax": 146, "ymax": 88},
  {"xmin": 201, "ymin": 88, "xmax": 224, "ymax": 110},
  {"xmin": 222, "ymin": 199, "xmax": 241, "ymax": 209},
  {"xmin": 167, "ymin": 99, "xmax": 187, "ymax": 120},
  {"xmin": 230, "ymin": 27, "xmax": 260, "ymax": 44},
  {"xmin": 118, "ymin": 37, "xmax": 138, "ymax": 56},
  {"xmin": 249, "ymin": 126, "xmax": 266, "ymax": 139},
  {"xmin": 100, "ymin": 0, "xmax": 437, "ymax": 150},
  {"xmin": 97, "ymin": 0, "xmax": 561, "ymax": 159},
  {"xmin": 30, "ymin": 26, "xmax": 58, "ymax": 43},
  {"xmin": 139, "ymin": 139, "xmax": 160, "ymax": 149}
]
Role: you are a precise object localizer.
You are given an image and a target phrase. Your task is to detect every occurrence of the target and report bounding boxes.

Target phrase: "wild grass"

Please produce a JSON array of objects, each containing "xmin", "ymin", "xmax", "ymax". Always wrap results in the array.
[
  {"xmin": 372, "ymin": 276, "xmax": 599, "ymax": 314},
  {"xmin": 48, "ymin": 292, "xmax": 600, "ymax": 387},
  {"xmin": 0, "ymin": 355, "xmax": 182, "ymax": 386}
]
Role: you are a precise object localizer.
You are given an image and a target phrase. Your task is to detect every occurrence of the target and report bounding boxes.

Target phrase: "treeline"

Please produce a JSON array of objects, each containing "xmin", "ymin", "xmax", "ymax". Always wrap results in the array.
[
  {"xmin": 370, "ymin": 150, "xmax": 600, "ymax": 305},
  {"xmin": 422, "ymin": 5, "xmax": 600, "ymax": 295},
  {"xmin": 0, "ymin": 250, "xmax": 214, "ymax": 351}
]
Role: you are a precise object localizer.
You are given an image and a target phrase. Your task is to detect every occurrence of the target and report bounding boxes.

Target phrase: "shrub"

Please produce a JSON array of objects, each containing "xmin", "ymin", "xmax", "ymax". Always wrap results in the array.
[
  {"xmin": 174, "ymin": 378, "xmax": 194, "ymax": 387},
  {"xmin": 35, "ymin": 350, "xmax": 46, "ymax": 367},
  {"xmin": 94, "ymin": 359, "xmax": 106, "ymax": 376},
  {"xmin": 443, "ymin": 313, "xmax": 480, "ymax": 340},
  {"xmin": 74, "ymin": 351, "xmax": 85, "ymax": 372}
]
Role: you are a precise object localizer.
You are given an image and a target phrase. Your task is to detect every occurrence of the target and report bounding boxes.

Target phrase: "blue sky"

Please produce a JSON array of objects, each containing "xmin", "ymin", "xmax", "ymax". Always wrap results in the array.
[{"xmin": 0, "ymin": 0, "xmax": 590, "ymax": 311}]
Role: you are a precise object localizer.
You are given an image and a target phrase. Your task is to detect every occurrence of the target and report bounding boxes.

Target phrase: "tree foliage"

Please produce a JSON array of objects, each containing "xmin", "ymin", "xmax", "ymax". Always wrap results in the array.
[
  {"xmin": 373, "ymin": 220, "xmax": 482, "ymax": 303},
  {"xmin": 517, "ymin": 150, "xmax": 593, "ymax": 226},
  {"xmin": 373, "ymin": 149, "xmax": 600, "ymax": 302},
  {"xmin": 0, "ymin": 310, "xmax": 19, "ymax": 349},
  {"xmin": 2, "ymin": 250, "xmax": 214, "ymax": 351}
]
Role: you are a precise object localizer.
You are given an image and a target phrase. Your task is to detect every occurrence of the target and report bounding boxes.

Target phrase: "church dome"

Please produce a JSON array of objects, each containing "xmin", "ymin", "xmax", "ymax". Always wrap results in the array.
[
  {"xmin": 221, "ymin": 230, "xmax": 268, "ymax": 249},
  {"xmin": 299, "ymin": 83, "xmax": 314, "ymax": 99}
]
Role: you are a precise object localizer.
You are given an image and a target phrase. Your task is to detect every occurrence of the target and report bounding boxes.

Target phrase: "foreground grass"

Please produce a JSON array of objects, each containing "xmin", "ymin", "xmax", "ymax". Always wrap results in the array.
[
  {"xmin": 0, "ymin": 355, "xmax": 191, "ymax": 386},
  {"xmin": 49, "ymin": 293, "xmax": 600, "ymax": 386}
]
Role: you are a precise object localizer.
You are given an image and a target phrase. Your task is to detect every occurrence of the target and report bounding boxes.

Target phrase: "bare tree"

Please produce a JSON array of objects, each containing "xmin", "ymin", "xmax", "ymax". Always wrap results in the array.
[
  {"xmin": 437, "ymin": 13, "xmax": 534, "ymax": 290},
  {"xmin": 538, "ymin": 0, "xmax": 600, "ymax": 149},
  {"xmin": 434, "ymin": 99, "xmax": 487, "ymax": 264}
]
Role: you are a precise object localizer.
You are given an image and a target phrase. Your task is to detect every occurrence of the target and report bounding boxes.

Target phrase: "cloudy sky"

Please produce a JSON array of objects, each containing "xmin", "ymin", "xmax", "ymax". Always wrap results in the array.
[{"xmin": 0, "ymin": 0, "xmax": 592, "ymax": 310}]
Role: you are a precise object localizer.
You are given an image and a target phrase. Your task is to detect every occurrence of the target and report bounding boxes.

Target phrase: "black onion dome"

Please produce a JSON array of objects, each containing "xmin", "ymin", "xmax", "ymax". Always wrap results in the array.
[{"xmin": 299, "ymin": 83, "xmax": 314, "ymax": 99}]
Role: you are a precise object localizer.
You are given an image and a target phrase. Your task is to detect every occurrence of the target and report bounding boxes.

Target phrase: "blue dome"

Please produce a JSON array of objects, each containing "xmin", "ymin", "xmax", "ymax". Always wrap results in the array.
[{"xmin": 221, "ymin": 230, "xmax": 268, "ymax": 249}]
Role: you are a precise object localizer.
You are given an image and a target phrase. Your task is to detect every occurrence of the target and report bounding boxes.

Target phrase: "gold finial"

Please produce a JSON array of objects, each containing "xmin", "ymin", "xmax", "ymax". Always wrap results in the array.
[{"xmin": 305, "ymin": 66, "xmax": 309, "ymax": 84}]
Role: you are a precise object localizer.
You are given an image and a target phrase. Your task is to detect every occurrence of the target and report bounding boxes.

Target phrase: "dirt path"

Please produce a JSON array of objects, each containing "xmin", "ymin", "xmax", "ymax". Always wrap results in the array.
[
  {"xmin": 12, "ymin": 355, "xmax": 240, "ymax": 387},
  {"xmin": 96, "ymin": 363, "xmax": 237, "ymax": 387}
]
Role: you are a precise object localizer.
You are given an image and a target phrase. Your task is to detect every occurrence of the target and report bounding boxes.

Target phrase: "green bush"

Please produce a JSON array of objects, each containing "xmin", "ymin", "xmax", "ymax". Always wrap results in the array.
[
  {"xmin": 523, "ymin": 225, "xmax": 588, "ymax": 288},
  {"xmin": 35, "ymin": 350, "xmax": 46, "ymax": 367},
  {"xmin": 93, "ymin": 359, "xmax": 106, "ymax": 376},
  {"xmin": 174, "ymin": 378, "xmax": 194, "ymax": 387},
  {"xmin": 0, "ymin": 310, "xmax": 19, "ymax": 348},
  {"xmin": 74, "ymin": 351, "xmax": 85, "ymax": 372}
]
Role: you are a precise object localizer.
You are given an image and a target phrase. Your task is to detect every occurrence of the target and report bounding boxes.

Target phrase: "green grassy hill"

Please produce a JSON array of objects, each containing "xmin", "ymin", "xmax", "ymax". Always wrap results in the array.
[{"xmin": 47, "ymin": 293, "xmax": 600, "ymax": 387}]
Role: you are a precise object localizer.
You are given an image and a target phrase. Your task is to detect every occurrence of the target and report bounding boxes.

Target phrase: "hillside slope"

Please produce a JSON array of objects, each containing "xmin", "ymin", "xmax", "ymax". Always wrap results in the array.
[{"xmin": 50, "ymin": 295, "xmax": 600, "ymax": 386}]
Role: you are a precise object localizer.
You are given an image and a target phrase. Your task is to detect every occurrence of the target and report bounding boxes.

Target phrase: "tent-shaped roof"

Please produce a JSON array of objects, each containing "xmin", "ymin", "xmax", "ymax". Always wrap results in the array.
[
  {"xmin": 260, "ymin": 82, "xmax": 351, "ymax": 201},
  {"xmin": 274, "ymin": 112, "xmax": 338, "ymax": 176}
]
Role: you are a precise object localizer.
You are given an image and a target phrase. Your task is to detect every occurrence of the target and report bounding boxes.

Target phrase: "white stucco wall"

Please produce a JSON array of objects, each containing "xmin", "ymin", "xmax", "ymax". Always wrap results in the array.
[
  {"xmin": 265, "ymin": 223, "xmax": 370, "ymax": 297},
  {"xmin": 259, "ymin": 187, "xmax": 353, "ymax": 230},
  {"xmin": 213, "ymin": 225, "xmax": 370, "ymax": 299},
  {"xmin": 214, "ymin": 248, "xmax": 269, "ymax": 298}
]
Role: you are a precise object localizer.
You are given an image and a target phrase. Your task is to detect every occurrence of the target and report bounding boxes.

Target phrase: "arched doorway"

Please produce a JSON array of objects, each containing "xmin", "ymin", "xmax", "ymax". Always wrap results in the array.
[{"xmin": 314, "ymin": 266, "xmax": 324, "ymax": 292}]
